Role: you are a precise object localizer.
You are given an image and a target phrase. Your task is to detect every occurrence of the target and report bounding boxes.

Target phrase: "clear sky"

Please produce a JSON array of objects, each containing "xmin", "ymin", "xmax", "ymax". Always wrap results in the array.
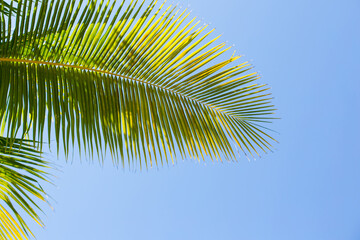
[{"xmin": 29, "ymin": 0, "xmax": 360, "ymax": 239}]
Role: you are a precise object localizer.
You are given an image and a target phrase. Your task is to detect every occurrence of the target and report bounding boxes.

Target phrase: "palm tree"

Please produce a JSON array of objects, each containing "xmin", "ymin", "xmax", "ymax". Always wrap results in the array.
[{"xmin": 0, "ymin": 0, "xmax": 276, "ymax": 239}]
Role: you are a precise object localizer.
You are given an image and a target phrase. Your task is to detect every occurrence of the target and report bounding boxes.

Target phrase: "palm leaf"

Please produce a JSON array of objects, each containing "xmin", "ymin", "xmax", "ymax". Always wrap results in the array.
[
  {"xmin": 0, "ymin": 0, "xmax": 276, "ymax": 169},
  {"xmin": 0, "ymin": 136, "xmax": 51, "ymax": 240}
]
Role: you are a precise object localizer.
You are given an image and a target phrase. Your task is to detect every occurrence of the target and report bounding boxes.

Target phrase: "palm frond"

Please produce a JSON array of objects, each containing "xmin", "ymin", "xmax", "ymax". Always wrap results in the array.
[
  {"xmin": 0, "ymin": 136, "xmax": 51, "ymax": 240},
  {"xmin": 0, "ymin": 0, "xmax": 277, "ymax": 168}
]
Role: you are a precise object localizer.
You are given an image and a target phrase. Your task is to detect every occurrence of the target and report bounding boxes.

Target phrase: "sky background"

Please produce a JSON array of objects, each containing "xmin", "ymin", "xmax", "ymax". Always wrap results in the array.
[{"xmin": 29, "ymin": 0, "xmax": 360, "ymax": 239}]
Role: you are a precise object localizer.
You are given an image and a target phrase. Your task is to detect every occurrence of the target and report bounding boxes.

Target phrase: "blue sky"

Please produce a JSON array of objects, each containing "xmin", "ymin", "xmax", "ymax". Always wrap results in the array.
[{"xmin": 30, "ymin": 0, "xmax": 360, "ymax": 239}]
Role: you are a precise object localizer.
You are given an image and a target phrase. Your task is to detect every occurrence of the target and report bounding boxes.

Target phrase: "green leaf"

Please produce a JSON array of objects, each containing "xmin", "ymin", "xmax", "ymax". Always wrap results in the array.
[
  {"xmin": 0, "ymin": 136, "xmax": 52, "ymax": 240},
  {"xmin": 0, "ymin": 0, "xmax": 276, "ymax": 168}
]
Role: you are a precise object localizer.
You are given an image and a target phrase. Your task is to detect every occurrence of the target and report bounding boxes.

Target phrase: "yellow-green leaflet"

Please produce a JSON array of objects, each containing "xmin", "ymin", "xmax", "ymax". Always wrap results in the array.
[{"xmin": 0, "ymin": 137, "xmax": 52, "ymax": 240}]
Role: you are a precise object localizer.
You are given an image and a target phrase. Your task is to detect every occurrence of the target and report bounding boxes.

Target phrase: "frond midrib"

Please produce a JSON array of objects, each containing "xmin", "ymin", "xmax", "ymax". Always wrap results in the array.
[{"xmin": 0, "ymin": 57, "xmax": 243, "ymax": 120}]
